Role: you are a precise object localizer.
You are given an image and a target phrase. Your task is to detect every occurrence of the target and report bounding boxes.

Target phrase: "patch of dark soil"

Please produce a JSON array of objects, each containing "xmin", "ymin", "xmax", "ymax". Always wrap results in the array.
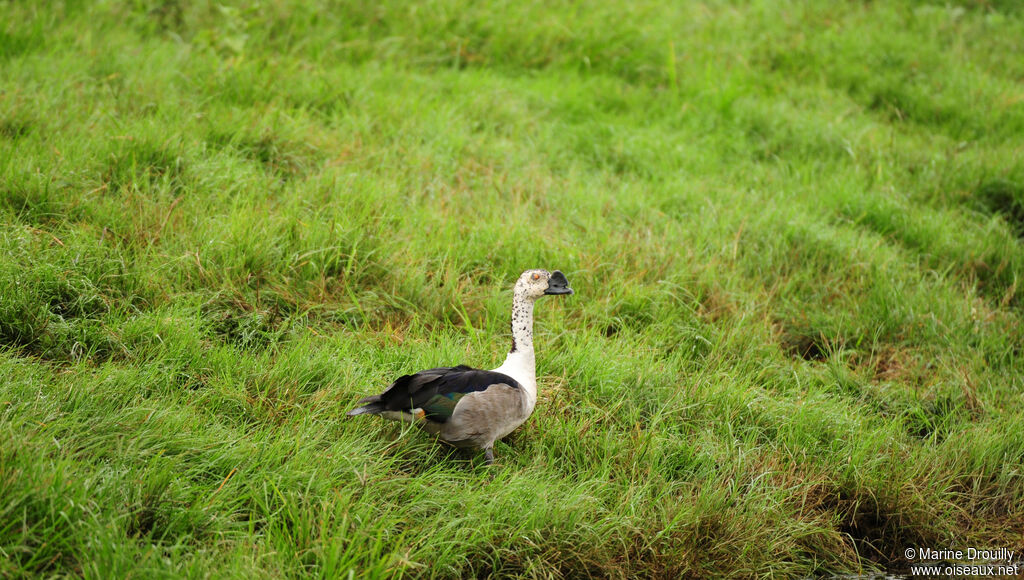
[
  {"xmin": 975, "ymin": 178, "xmax": 1024, "ymax": 238},
  {"xmin": 126, "ymin": 486, "xmax": 170, "ymax": 538},
  {"xmin": 780, "ymin": 326, "xmax": 840, "ymax": 362},
  {"xmin": 833, "ymin": 485, "xmax": 941, "ymax": 567}
]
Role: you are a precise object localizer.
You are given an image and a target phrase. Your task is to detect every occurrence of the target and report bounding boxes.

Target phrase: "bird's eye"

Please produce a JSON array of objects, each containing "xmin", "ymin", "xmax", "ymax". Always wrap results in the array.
[{"xmin": 532, "ymin": 273, "xmax": 540, "ymax": 280}]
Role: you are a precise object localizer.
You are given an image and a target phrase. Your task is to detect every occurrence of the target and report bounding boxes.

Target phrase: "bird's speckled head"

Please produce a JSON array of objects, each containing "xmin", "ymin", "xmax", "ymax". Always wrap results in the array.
[{"xmin": 514, "ymin": 269, "xmax": 574, "ymax": 301}]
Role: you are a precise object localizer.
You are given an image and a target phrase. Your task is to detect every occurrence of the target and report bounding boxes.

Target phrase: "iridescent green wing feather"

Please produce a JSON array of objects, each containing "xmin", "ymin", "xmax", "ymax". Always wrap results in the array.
[{"xmin": 419, "ymin": 392, "xmax": 469, "ymax": 422}]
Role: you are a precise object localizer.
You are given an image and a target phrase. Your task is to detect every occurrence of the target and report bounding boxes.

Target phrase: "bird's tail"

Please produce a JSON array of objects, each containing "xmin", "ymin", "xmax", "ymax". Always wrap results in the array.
[{"xmin": 346, "ymin": 396, "xmax": 385, "ymax": 417}]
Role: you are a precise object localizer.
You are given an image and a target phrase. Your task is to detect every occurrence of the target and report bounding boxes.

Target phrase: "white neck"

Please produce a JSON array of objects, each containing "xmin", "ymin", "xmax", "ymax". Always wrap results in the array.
[{"xmin": 491, "ymin": 291, "xmax": 538, "ymax": 408}]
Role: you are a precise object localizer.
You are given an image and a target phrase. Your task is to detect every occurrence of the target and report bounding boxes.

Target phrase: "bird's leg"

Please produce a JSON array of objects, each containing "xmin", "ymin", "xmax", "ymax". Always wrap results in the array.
[{"xmin": 484, "ymin": 447, "xmax": 495, "ymax": 466}]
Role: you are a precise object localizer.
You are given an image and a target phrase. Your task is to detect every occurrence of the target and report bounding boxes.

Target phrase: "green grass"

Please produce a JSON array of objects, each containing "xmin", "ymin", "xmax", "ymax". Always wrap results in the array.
[{"xmin": 2, "ymin": 0, "xmax": 1023, "ymax": 577}]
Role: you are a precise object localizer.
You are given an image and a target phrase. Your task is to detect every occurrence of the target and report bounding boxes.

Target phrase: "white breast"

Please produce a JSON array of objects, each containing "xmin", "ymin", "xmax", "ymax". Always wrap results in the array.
[{"xmin": 491, "ymin": 350, "xmax": 537, "ymax": 413}]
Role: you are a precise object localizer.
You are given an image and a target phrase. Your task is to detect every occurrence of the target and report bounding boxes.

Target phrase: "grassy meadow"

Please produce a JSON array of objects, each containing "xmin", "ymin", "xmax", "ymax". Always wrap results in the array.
[{"xmin": 2, "ymin": 0, "xmax": 1024, "ymax": 577}]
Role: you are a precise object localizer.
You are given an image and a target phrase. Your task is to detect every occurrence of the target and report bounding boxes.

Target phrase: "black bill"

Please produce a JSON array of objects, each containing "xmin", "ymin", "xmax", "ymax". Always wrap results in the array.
[{"xmin": 544, "ymin": 270, "xmax": 574, "ymax": 295}]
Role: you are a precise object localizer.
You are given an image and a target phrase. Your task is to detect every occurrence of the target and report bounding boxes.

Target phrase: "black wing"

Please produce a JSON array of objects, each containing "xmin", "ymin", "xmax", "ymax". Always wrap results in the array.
[{"xmin": 352, "ymin": 365, "xmax": 521, "ymax": 423}]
